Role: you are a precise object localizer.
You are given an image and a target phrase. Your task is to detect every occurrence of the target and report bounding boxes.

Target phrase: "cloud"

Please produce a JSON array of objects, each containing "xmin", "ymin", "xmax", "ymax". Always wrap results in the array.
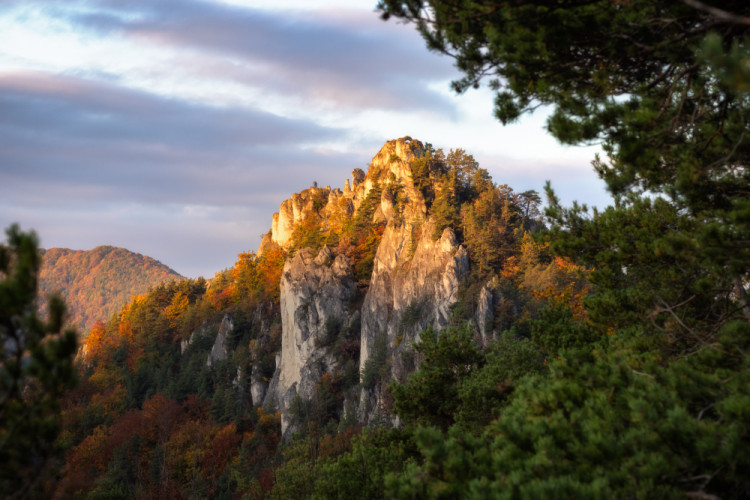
[
  {"xmin": 0, "ymin": 67, "xmax": 387, "ymax": 278},
  {"xmin": 31, "ymin": 0, "xmax": 459, "ymax": 113},
  {"xmin": 0, "ymin": 0, "xmax": 613, "ymax": 280},
  {"xmin": 0, "ymin": 71, "xmax": 362, "ymax": 208}
]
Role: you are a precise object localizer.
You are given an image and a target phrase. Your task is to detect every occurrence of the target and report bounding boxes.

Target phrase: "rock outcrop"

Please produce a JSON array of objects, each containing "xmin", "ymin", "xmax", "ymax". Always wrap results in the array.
[
  {"xmin": 261, "ymin": 137, "xmax": 478, "ymax": 430},
  {"xmin": 358, "ymin": 220, "xmax": 469, "ymax": 422},
  {"xmin": 475, "ymin": 281, "xmax": 500, "ymax": 346},
  {"xmin": 207, "ymin": 314, "xmax": 234, "ymax": 368},
  {"xmin": 271, "ymin": 246, "xmax": 357, "ymax": 434}
]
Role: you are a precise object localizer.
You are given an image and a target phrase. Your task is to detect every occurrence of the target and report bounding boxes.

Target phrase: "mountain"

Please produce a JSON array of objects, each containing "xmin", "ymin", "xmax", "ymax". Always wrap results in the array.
[
  {"xmin": 38, "ymin": 245, "xmax": 183, "ymax": 331},
  {"xmin": 56, "ymin": 137, "xmax": 574, "ymax": 497}
]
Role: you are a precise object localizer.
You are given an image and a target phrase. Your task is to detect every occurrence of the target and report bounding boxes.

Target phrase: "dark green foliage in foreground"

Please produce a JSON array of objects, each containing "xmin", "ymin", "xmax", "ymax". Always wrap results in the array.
[
  {"xmin": 393, "ymin": 324, "xmax": 546, "ymax": 432},
  {"xmin": 0, "ymin": 225, "xmax": 78, "ymax": 498},
  {"xmin": 359, "ymin": 1, "xmax": 750, "ymax": 498},
  {"xmin": 313, "ymin": 428, "xmax": 416, "ymax": 499},
  {"xmin": 361, "ymin": 332, "xmax": 389, "ymax": 390},
  {"xmin": 387, "ymin": 321, "xmax": 750, "ymax": 498},
  {"xmin": 379, "ymin": 0, "xmax": 750, "ymax": 305}
]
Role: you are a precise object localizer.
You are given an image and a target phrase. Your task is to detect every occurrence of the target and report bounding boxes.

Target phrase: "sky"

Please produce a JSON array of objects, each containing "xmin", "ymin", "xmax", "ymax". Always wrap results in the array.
[{"xmin": 0, "ymin": 0, "xmax": 611, "ymax": 278}]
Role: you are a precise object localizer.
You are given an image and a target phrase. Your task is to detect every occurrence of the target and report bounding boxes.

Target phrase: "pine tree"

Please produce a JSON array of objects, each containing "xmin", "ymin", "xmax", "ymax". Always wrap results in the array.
[
  {"xmin": 0, "ymin": 225, "xmax": 78, "ymax": 498},
  {"xmin": 377, "ymin": 2, "xmax": 750, "ymax": 497}
]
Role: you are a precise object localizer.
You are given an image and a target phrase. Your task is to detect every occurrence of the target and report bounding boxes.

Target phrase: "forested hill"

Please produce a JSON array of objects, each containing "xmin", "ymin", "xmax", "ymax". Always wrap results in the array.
[{"xmin": 38, "ymin": 246, "xmax": 183, "ymax": 331}]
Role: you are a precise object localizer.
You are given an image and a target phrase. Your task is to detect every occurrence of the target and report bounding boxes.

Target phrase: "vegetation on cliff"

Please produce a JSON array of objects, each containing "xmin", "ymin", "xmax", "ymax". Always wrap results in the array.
[
  {"xmin": 56, "ymin": 247, "xmax": 286, "ymax": 498},
  {"xmin": 369, "ymin": 1, "xmax": 750, "ymax": 497}
]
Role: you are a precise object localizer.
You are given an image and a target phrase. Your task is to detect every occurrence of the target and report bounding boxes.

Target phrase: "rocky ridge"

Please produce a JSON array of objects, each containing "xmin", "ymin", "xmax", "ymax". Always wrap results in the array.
[
  {"xmin": 198, "ymin": 137, "xmax": 495, "ymax": 436},
  {"xmin": 258, "ymin": 138, "xmax": 475, "ymax": 433}
]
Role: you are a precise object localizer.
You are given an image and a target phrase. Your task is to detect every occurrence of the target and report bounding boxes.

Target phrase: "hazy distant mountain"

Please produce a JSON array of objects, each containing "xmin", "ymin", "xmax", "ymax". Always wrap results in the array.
[{"xmin": 38, "ymin": 246, "xmax": 183, "ymax": 331}]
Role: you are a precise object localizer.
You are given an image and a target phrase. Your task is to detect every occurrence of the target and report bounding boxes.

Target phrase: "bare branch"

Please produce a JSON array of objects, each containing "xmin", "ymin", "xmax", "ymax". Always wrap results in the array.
[{"xmin": 681, "ymin": 0, "xmax": 750, "ymax": 26}]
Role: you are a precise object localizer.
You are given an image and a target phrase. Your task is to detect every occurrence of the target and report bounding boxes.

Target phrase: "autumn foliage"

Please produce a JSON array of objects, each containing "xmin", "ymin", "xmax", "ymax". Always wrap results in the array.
[{"xmin": 55, "ymin": 145, "xmax": 592, "ymax": 498}]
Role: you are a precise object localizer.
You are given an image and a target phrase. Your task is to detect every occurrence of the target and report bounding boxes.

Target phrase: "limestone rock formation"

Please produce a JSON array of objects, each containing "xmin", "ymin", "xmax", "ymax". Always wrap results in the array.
[
  {"xmin": 268, "ymin": 137, "xmax": 426, "ymax": 252},
  {"xmin": 272, "ymin": 246, "xmax": 357, "ymax": 434},
  {"xmin": 260, "ymin": 137, "xmax": 482, "ymax": 430},
  {"xmin": 250, "ymin": 363, "xmax": 268, "ymax": 406},
  {"xmin": 358, "ymin": 220, "xmax": 470, "ymax": 422},
  {"xmin": 207, "ymin": 314, "xmax": 234, "ymax": 368},
  {"xmin": 475, "ymin": 281, "xmax": 499, "ymax": 346}
]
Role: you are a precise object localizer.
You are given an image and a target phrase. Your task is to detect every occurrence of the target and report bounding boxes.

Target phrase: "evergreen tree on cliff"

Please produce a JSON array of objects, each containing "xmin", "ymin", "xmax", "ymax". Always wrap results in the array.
[
  {"xmin": 0, "ymin": 225, "xmax": 78, "ymax": 498},
  {"xmin": 377, "ymin": 1, "xmax": 750, "ymax": 497}
]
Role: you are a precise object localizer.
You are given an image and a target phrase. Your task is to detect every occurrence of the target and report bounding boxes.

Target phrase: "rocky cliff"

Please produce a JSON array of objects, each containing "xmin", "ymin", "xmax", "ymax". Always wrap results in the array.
[
  {"xmin": 358, "ymin": 220, "xmax": 469, "ymax": 422},
  {"xmin": 255, "ymin": 137, "xmax": 479, "ymax": 434},
  {"xmin": 272, "ymin": 246, "xmax": 357, "ymax": 433}
]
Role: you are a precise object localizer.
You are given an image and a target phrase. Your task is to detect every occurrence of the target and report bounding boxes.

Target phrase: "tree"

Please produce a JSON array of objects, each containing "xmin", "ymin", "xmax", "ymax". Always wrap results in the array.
[
  {"xmin": 391, "ymin": 324, "xmax": 483, "ymax": 430},
  {"xmin": 376, "ymin": 2, "xmax": 750, "ymax": 498},
  {"xmin": 0, "ymin": 225, "xmax": 78, "ymax": 498},
  {"xmin": 378, "ymin": 0, "xmax": 750, "ymax": 287}
]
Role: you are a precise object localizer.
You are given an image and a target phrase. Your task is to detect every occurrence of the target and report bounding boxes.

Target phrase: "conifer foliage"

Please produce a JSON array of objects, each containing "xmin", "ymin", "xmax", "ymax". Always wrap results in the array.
[
  {"xmin": 0, "ymin": 225, "xmax": 78, "ymax": 498},
  {"xmin": 370, "ymin": 1, "xmax": 750, "ymax": 497}
]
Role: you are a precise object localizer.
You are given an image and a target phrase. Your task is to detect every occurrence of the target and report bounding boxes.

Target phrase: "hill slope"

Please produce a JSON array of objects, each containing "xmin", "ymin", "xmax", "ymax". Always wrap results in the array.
[{"xmin": 38, "ymin": 246, "xmax": 183, "ymax": 331}]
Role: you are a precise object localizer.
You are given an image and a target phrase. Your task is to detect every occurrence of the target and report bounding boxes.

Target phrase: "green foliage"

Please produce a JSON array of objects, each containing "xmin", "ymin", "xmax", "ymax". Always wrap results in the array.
[
  {"xmin": 461, "ymin": 186, "xmax": 520, "ymax": 274},
  {"xmin": 391, "ymin": 324, "xmax": 481, "ymax": 430},
  {"xmin": 380, "ymin": 0, "xmax": 750, "ymax": 301},
  {"xmin": 531, "ymin": 301, "xmax": 600, "ymax": 358},
  {"xmin": 290, "ymin": 216, "xmax": 326, "ymax": 255},
  {"xmin": 314, "ymin": 428, "xmax": 415, "ymax": 499},
  {"xmin": 389, "ymin": 322, "xmax": 750, "ymax": 498},
  {"xmin": 370, "ymin": 4, "xmax": 750, "ymax": 497},
  {"xmin": 361, "ymin": 332, "xmax": 389, "ymax": 390},
  {"xmin": 379, "ymin": 1, "xmax": 750, "ymax": 205},
  {"xmin": 316, "ymin": 315, "xmax": 342, "ymax": 347},
  {"xmin": 455, "ymin": 333, "xmax": 544, "ymax": 430},
  {"xmin": 431, "ymin": 171, "xmax": 459, "ymax": 240},
  {"xmin": 544, "ymin": 193, "xmax": 727, "ymax": 355},
  {"xmin": 391, "ymin": 324, "xmax": 544, "ymax": 432},
  {"xmin": 409, "ymin": 147, "xmax": 444, "ymax": 206},
  {"xmin": 0, "ymin": 225, "xmax": 79, "ymax": 498},
  {"xmin": 398, "ymin": 299, "xmax": 422, "ymax": 334},
  {"xmin": 338, "ymin": 182, "xmax": 387, "ymax": 284}
]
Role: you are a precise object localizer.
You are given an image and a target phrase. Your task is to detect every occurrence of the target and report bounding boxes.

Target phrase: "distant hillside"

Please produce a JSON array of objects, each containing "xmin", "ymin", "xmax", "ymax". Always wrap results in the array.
[{"xmin": 38, "ymin": 246, "xmax": 183, "ymax": 331}]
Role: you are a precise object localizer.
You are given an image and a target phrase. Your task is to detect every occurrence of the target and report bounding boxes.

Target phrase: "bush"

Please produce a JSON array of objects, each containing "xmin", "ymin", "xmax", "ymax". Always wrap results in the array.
[{"xmin": 361, "ymin": 333, "xmax": 389, "ymax": 390}]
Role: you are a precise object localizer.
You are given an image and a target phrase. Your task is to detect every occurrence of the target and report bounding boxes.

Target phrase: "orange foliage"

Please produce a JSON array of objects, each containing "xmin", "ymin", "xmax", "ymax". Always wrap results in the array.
[
  {"xmin": 317, "ymin": 424, "xmax": 361, "ymax": 460},
  {"xmin": 116, "ymin": 320, "xmax": 144, "ymax": 370},
  {"xmin": 84, "ymin": 320, "xmax": 108, "ymax": 361},
  {"xmin": 501, "ymin": 232, "xmax": 590, "ymax": 318},
  {"xmin": 66, "ymin": 424, "xmax": 112, "ymax": 480},
  {"xmin": 202, "ymin": 423, "xmax": 241, "ymax": 483},
  {"xmin": 89, "ymin": 383, "xmax": 127, "ymax": 416},
  {"xmin": 165, "ymin": 419, "xmax": 212, "ymax": 486},
  {"xmin": 528, "ymin": 257, "xmax": 589, "ymax": 319},
  {"xmin": 231, "ymin": 246, "xmax": 286, "ymax": 304},
  {"xmin": 164, "ymin": 291, "xmax": 189, "ymax": 329},
  {"xmin": 141, "ymin": 393, "xmax": 185, "ymax": 443}
]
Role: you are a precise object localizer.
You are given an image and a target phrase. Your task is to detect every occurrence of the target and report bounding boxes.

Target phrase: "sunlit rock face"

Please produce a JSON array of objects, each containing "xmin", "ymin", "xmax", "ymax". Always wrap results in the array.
[
  {"xmin": 273, "ymin": 246, "xmax": 357, "ymax": 435},
  {"xmin": 207, "ymin": 314, "xmax": 234, "ymax": 368},
  {"xmin": 262, "ymin": 137, "xmax": 474, "ymax": 430},
  {"xmin": 358, "ymin": 220, "xmax": 469, "ymax": 423},
  {"xmin": 269, "ymin": 137, "xmax": 426, "ymax": 251}
]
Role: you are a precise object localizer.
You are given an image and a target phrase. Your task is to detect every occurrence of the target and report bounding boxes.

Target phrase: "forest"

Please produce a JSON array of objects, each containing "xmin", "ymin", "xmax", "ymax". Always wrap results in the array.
[
  {"xmin": 37, "ymin": 246, "xmax": 182, "ymax": 331},
  {"xmin": 2, "ymin": 0, "xmax": 749, "ymax": 498}
]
